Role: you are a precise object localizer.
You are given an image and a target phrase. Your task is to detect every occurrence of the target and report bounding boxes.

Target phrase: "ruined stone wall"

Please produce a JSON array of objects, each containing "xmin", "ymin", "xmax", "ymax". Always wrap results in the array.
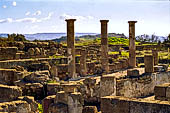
[
  {"xmin": 116, "ymin": 72, "xmax": 170, "ymax": 98},
  {"xmin": 101, "ymin": 96, "xmax": 170, "ymax": 113},
  {"xmin": 0, "ymin": 58, "xmax": 59, "ymax": 70}
]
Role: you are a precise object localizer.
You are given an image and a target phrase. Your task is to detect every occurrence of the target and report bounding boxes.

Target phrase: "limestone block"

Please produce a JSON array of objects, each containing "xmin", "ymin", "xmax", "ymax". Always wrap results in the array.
[
  {"xmin": 18, "ymin": 96, "xmax": 38, "ymax": 112},
  {"xmin": 48, "ymin": 103, "xmax": 68, "ymax": 113},
  {"xmin": 154, "ymin": 66, "xmax": 164, "ymax": 72},
  {"xmin": 101, "ymin": 96, "xmax": 130, "ymax": 113},
  {"xmin": 42, "ymin": 95, "xmax": 56, "ymax": 113},
  {"xmin": 68, "ymin": 92, "xmax": 84, "ymax": 113},
  {"xmin": 144, "ymin": 55, "xmax": 154, "ymax": 73},
  {"xmin": 62, "ymin": 84, "xmax": 77, "ymax": 93},
  {"xmin": 0, "ymin": 84, "xmax": 22, "ymax": 102},
  {"xmin": 35, "ymin": 47, "xmax": 40, "ymax": 55},
  {"xmin": 82, "ymin": 106, "xmax": 98, "ymax": 113},
  {"xmin": 100, "ymin": 75, "xmax": 116, "ymax": 97},
  {"xmin": 0, "ymin": 47, "xmax": 18, "ymax": 55},
  {"xmin": 154, "ymin": 83, "xmax": 170, "ymax": 99},
  {"xmin": 50, "ymin": 65, "xmax": 58, "ymax": 78},
  {"xmin": 0, "ymin": 100, "xmax": 31, "ymax": 113},
  {"xmin": 127, "ymin": 69, "xmax": 139, "ymax": 77},
  {"xmin": 0, "ymin": 69, "xmax": 17, "ymax": 85},
  {"xmin": 28, "ymin": 48, "xmax": 35, "ymax": 56},
  {"xmin": 166, "ymin": 86, "xmax": 170, "ymax": 99},
  {"xmin": 55, "ymin": 91, "xmax": 68, "ymax": 105},
  {"xmin": 24, "ymin": 71, "xmax": 50, "ymax": 83},
  {"xmin": 47, "ymin": 83, "xmax": 61, "ymax": 95},
  {"xmin": 22, "ymin": 83, "xmax": 44, "ymax": 100}
]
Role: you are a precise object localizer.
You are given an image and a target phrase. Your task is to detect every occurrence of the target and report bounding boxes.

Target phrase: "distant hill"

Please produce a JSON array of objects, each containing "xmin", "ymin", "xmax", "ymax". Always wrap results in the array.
[
  {"xmin": 52, "ymin": 33, "xmax": 127, "ymax": 42},
  {"xmin": 0, "ymin": 33, "xmax": 97, "ymax": 41}
]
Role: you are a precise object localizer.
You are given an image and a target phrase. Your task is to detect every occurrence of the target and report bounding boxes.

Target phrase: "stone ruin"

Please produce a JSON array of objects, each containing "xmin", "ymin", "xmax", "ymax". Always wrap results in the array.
[{"xmin": 0, "ymin": 19, "xmax": 169, "ymax": 113}]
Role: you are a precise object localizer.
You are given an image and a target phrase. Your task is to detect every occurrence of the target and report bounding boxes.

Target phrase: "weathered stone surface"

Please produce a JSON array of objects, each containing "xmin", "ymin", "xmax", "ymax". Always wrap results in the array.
[
  {"xmin": 66, "ymin": 19, "xmax": 77, "ymax": 78},
  {"xmin": 47, "ymin": 83, "xmax": 61, "ymax": 95},
  {"xmin": 100, "ymin": 20, "xmax": 109, "ymax": 73},
  {"xmin": 0, "ymin": 84, "xmax": 22, "ymax": 102},
  {"xmin": 82, "ymin": 106, "xmax": 98, "ymax": 113},
  {"xmin": 48, "ymin": 103, "xmax": 68, "ymax": 113},
  {"xmin": 116, "ymin": 71, "xmax": 170, "ymax": 98},
  {"xmin": 128, "ymin": 21, "xmax": 137, "ymax": 68},
  {"xmin": 68, "ymin": 92, "xmax": 84, "ymax": 113},
  {"xmin": 152, "ymin": 50, "xmax": 158, "ymax": 65},
  {"xmin": 19, "ymin": 83, "xmax": 44, "ymax": 100},
  {"xmin": 35, "ymin": 47, "xmax": 41, "ymax": 55},
  {"xmin": 100, "ymin": 75, "xmax": 116, "ymax": 97},
  {"xmin": 0, "ymin": 68, "xmax": 25, "ymax": 85},
  {"xmin": 24, "ymin": 70, "xmax": 50, "ymax": 83},
  {"xmin": 0, "ymin": 100, "xmax": 31, "ymax": 113},
  {"xmin": 0, "ymin": 47, "xmax": 18, "ymax": 55},
  {"xmin": 80, "ymin": 49, "xmax": 87, "ymax": 76},
  {"xmin": 127, "ymin": 69, "xmax": 139, "ymax": 77},
  {"xmin": 55, "ymin": 91, "xmax": 68, "ymax": 105},
  {"xmin": 144, "ymin": 55, "xmax": 154, "ymax": 73},
  {"xmin": 42, "ymin": 95, "xmax": 56, "ymax": 113},
  {"xmin": 61, "ymin": 83, "xmax": 77, "ymax": 93},
  {"xmin": 50, "ymin": 65, "xmax": 58, "ymax": 79},
  {"xmin": 101, "ymin": 96, "xmax": 170, "ymax": 113},
  {"xmin": 18, "ymin": 96, "xmax": 38, "ymax": 112},
  {"xmin": 28, "ymin": 48, "xmax": 35, "ymax": 56}
]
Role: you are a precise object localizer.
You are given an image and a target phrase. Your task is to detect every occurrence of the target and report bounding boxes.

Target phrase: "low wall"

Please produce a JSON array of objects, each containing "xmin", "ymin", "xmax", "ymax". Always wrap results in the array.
[
  {"xmin": 101, "ymin": 96, "xmax": 170, "ymax": 113},
  {"xmin": 116, "ymin": 71, "xmax": 170, "ymax": 98}
]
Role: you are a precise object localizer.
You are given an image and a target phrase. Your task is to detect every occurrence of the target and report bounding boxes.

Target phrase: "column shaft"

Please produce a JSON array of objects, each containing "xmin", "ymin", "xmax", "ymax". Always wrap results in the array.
[
  {"xmin": 66, "ymin": 19, "xmax": 76, "ymax": 78},
  {"xmin": 100, "ymin": 20, "xmax": 109, "ymax": 73},
  {"xmin": 128, "ymin": 21, "xmax": 137, "ymax": 68}
]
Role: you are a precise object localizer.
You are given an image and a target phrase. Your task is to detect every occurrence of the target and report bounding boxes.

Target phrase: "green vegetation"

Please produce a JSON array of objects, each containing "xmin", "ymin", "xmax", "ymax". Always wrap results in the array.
[
  {"xmin": 159, "ymin": 52, "xmax": 170, "ymax": 60},
  {"xmin": 94, "ymin": 37, "xmax": 129, "ymax": 45},
  {"xmin": 47, "ymin": 80, "xmax": 57, "ymax": 83},
  {"xmin": 38, "ymin": 103, "xmax": 43, "ymax": 113},
  {"xmin": 0, "ymin": 33, "xmax": 27, "ymax": 47},
  {"xmin": 49, "ymin": 55, "xmax": 64, "ymax": 59}
]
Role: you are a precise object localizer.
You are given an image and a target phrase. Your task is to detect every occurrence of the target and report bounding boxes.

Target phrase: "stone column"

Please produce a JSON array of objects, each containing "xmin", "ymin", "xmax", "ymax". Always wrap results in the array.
[
  {"xmin": 80, "ymin": 48, "xmax": 87, "ymax": 76},
  {"xmin": 128, "ymin": 21, "xmax": 137, "ymax": 68},
  {"xmin": 50, "ymin": 65, "xmax": 58, "ymax": 79},
  {"xmin": 100, "ymin": 20, "xmax": 109, "ymax": 73},
  {"xmin": 144, "ymin": 55, "xmax": 154, "ymax": 73},
  {"xmin": 66, "ymin": 19, "xmax": 77, "ymax": 78},
  {"xmin": 152, "ymin": 50, "xmax": 158, "ymax": 65}
]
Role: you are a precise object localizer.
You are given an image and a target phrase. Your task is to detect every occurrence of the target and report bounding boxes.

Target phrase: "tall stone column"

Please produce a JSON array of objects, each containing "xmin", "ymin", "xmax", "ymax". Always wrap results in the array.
[
  {"xmin": 152, "ymin": 50, "xmax": 158, "ymax": 65},
  {"xmin": 128, "ymin": 21, "xmax": 137, "ymax": 68},
  {"xmin": 66, "ymin": 19, "xmax": 77, "ymax": 78},
  {"xmin": 80, "ymin": 48, "xmax": 87, "ymax": 76},
  {"xmin": 100, "ymin": 20, "xmax": 109, "ymax": 73}
]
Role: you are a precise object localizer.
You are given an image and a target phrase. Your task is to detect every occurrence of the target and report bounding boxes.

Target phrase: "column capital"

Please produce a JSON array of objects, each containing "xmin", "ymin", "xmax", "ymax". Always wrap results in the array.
[
  {"xmin": 65, "ymin": 19, "xmax": 76, "ymax": 22},
  {"xmin": 128, "ymin": 21, "xmax": 137, "ymax": 24},
  {"xmin": 100, "ymin": 20, "xmax": 109, "ymax": 23}
]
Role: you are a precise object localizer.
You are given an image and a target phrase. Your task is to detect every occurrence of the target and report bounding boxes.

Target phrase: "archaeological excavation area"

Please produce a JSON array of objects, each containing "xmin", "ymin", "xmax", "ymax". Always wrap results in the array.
[{"xmin": 0, "ymin": 19, "xmax": 170, "ymax": 113}]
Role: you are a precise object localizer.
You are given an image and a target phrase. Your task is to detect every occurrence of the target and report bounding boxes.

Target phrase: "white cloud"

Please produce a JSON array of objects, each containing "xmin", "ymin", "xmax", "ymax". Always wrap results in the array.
[
  {"xmin": 12, "ymin": 1, "xmax": 17, "ymax": 6},
  {"xmin": 2, "ymin": 5, "xmax": 7, "ymax": 9},
  {"xmin": 0, "ymin": 18, "xmax": 13, "ymax": 23},
  {"xmin": 15, "ymin": 18, "xmax": 38, "ymax": 23},
  {"xmin": 59, "ymin": 13, "xmax": 94, "ymax": 21},
  {"xmin": 0, "ymin": 12, "xmax": 54, "ymax": 24},
  {"xmin": 33, "ymin": 10, "xmax": 42, "ymax": 16},
  {"xmin": 25, "ymin": 12, "xmax": 31, "ymax": 16},
  {"xmin": 40, "ymin": 12, "xmax": 53, "ymax": 21}
]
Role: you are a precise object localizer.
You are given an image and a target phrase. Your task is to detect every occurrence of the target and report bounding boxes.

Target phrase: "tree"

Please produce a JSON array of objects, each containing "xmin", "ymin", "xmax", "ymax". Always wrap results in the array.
[
  {"xmin": 168, "ymin": 34, "xmax": 170, "ymax": 42},
  {"xmin": 7, "ymin": 33, "xmax": 26, "ymax": 41}
]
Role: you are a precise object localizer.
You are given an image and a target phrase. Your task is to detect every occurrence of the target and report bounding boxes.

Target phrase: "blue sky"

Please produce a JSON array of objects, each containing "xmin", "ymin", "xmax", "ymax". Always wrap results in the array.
[{"xmin": 0, "ymin": 0, "xmax": 169, "ymax": 36}]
